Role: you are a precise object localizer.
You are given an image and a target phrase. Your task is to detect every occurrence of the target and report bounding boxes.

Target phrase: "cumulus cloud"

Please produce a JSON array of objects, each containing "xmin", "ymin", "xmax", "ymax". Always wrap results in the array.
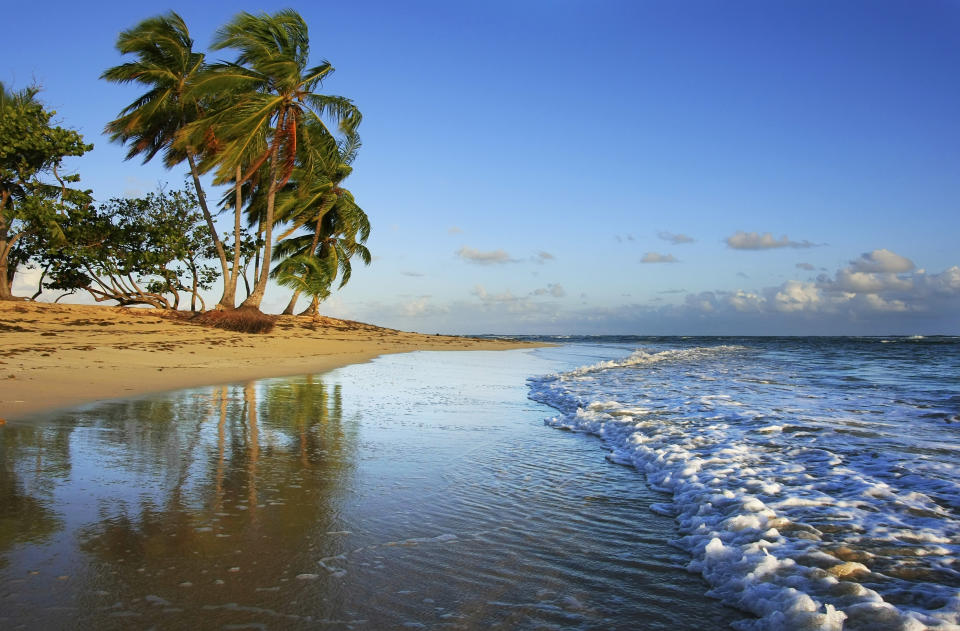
[
  {"xmin": 584, "ymin": 248, "xmax": 959, "ymax": 333},
  {"xmin": 641, "ymin": 252, "xmax": 678, "ymax": 263},
  {"xmin": 679, "ymin": 248, "xmax": 959, "ymax": 321},
  {"xmin": 796, "ymin": 262, "xmax": 816, "ymax": 271},
  {"xmin": 828, "ymin": 269, "xmax": 913, "ymax": 294},
  {"xmin": 533, "ymin": 251, "xmax": 555, "ymax": 264},
  {"xmin": 725, "ymin": 231, "xmax": 816, "ymax": 250},
  {"xmin": 772, "ymin": 280, "xmax": 823, "ymax": 313},
  {"xmin": 658, "ymin": 231, "xmax": 695, "ymax": 244},
  {"xmin": 456, "ymin": 246, "xmax": 516, "ymax": 265},
  {"xmin": 847, "ymin": 249, "xmax": 914, "ymax": 273},
  {"xmin": 818, "ymin": 249, "xmax": 919, "ymax": 296}
]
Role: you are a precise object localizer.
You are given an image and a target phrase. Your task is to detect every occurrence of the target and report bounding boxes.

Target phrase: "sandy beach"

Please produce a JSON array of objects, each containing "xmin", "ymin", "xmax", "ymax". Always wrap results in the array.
[{"xmin": 0, "ymin": 301, "xmax": 536, "ymax": 420}]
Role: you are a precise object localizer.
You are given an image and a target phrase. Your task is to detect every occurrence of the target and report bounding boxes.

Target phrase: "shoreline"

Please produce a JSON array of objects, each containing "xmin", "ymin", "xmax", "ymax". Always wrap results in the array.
[{"xmin": 0, "ymin": 301, "xmax": 543, "ymax": 421}]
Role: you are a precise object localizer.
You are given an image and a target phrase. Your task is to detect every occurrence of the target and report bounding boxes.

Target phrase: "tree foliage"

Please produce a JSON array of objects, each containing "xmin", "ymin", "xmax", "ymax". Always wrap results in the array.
[
  {"xmin": 42, "ymin": 187, "xmax": 217, "ymax": 309},
  {"xmin": 0, "ymin": 82, "xmax": 92, "ymax": 300}
]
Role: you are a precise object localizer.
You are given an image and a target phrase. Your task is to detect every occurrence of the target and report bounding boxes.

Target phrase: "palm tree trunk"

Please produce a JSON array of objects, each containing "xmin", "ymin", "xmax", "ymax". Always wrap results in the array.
[
  {"xmin": 283, "ymin": 207, "xmax": 327, "ymax": 316},
  {"xmin": 187, "ymin": 153, "xmax": 231, "ymax": 309},
  {"xmin": 239, "ymin": 139, "xmax": 282, "ymax": 311},
  {"xmin": 217, "ymin": 166, "xmax": 245, "ymax": 310},
  {"xmin": 281, "ymin": 289, "xmax": 302, "ymax": 315},
  {"xmin": 298, "ymin": 295, "xmax": 319, "ymax": 317}
]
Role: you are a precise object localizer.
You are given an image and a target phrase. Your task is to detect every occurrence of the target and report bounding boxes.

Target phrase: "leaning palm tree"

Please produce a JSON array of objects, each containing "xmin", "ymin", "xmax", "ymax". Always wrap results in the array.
[
  {"xmin": 185, "ymin": 10, "xmax": 361, "ymax": 311},
  {"xmin": 271, "ymin": 192, "xmax": 371, "ymax": 317},
  {"xmin": 274, "ymin": 128, "xmax": 360, "ymax": 314},
  {"xmin": 273, "ymin": 254, "xmax": 333, "ymax": 322},
  {"xmin": 101, "ymin": 12, "xmax": 236, "ymax": 309}
]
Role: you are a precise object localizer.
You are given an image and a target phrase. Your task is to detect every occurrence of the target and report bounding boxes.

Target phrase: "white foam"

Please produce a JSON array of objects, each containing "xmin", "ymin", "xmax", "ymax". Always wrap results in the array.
[{"xmin": 529, "ymin": 343, "xmax": 960, "ymax": 630}]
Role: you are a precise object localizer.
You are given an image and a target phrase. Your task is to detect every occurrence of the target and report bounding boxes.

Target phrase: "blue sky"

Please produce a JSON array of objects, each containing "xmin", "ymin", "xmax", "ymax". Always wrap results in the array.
[{"xmin": 5, "ymin": 0, "xmax": 959, "ymax": 334}]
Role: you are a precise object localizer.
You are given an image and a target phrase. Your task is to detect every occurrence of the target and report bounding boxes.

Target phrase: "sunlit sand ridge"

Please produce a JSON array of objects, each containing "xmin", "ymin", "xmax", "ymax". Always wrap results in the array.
[{"xmin": 0, "ymin": 301, "xmax": 538, "ymax": 420}]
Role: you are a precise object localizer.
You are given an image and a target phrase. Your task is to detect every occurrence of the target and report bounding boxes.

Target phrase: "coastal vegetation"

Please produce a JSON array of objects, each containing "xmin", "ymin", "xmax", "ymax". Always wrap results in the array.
[
  {"xmin": 0, "ymin": 10, "xmax": 369, "ymax": 329},
  {"xmin": 0, "ymin": 83, "xmax": 92, "ymax": 301}
]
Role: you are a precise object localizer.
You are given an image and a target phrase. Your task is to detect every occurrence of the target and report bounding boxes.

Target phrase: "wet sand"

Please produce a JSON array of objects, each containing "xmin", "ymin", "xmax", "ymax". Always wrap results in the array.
[{"xmin": 0, "ymin": 301, "xmax": 536, "ymax": 421}]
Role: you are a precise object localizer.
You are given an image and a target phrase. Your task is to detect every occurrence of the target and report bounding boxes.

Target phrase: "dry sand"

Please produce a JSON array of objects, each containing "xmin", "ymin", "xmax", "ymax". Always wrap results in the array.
[{"xmin": 0, "ymin": 301, "xmax": 539, "ymax": 421}]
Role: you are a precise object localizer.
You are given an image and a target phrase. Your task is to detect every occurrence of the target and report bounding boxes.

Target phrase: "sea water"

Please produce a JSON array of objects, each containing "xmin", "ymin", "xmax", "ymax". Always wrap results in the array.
[{"xmin": 527, "ymin": 336, "xmax": 960, "ymax": 630}]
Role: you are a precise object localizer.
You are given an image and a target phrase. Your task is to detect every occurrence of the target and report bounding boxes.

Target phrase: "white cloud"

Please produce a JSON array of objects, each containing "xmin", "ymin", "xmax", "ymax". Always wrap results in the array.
[
  {"xmin": 456, "ymin": 246, "xmax": 515, "ymax": 265},
  {"xmin": 658, "ymin": 231, "xmax": 695, "ymax": 244},
  {"xmin": 847, "ymin": 249, "xmax": 915, "ymax": 273},
  {"xmin": 920, "ymin": 265, "xmax": 960, "ymax": 294},
  {"xmin": 535, "ymin": 251, "xmax": 555, "ymax": 263},
  {"xmin": 796, "ymin": 262, "xmax": 816, "ymax": 271},
  {"xmin": 400, "ymin": 297, "xmax": 434, "ymax": 317},
  {"xmin": 772, "ymin": 280, "xmax": 823, "ymax": 313},
  {"xmin": 725, "ymin": 231, "xmax": 816, "ymax": 250},
  {"xmin": 632, "ymin": 249, "xmax": 959, "ymax": 330},
  {"xmin": 471, "ymin": 285, "xmax": 518, "ymax": 303},
  {"xmin": 532, "ymin": 283, "xmax": 566, "ymax": 298},
  {"xmin": 728, "ymin": 289, "xmax": 763, "ymax": 313},
  {"xmin": 829, "ymin": 270, "xmax": 913, "ymax": 294},
  {"xmin": 818, "ymin": 249, "xmax": 921, "ymax": 296},
  {"xmin": 448, "ymin": 226, "xmax": 462, "ymax": 234},
  {"xmin": 641, "ymin": 252, "xmax": 678, "ymax": 263}
]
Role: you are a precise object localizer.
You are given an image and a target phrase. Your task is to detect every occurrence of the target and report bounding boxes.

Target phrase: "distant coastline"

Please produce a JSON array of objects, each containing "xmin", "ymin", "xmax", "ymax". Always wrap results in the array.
[{"xmin": 0, "ymin": 301, "xmax": 542, "ymax": 421}]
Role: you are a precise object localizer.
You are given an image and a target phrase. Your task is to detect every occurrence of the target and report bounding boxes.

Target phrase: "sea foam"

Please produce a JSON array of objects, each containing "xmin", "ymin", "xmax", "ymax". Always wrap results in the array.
[{"xmin": 529, "ymin": 342, "xmax": 960, "ymax": 630}]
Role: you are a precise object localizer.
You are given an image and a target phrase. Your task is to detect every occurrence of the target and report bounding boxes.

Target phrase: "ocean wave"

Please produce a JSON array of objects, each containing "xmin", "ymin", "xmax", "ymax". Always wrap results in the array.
[
  {"xmin": 529, "ymin": 343, "xmax": 960, "ymax": 630},
  {"xmin": 532, "ymin": 345, "xmax": 750, "ymax": 382}
]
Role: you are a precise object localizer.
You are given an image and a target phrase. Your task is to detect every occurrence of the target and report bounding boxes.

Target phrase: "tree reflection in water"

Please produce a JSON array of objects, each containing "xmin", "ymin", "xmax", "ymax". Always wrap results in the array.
[
  {"xmin": 0, "ymin": 423, "xmax": 70, "ymax": 566},
  {"xmin": 0, "ymin": 376, "xmax": 356, "ymax": 628}
]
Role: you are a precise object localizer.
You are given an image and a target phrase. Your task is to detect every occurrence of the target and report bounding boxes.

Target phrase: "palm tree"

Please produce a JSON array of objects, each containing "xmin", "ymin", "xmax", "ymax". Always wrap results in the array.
[
  {"xmin": 101, "ymin": 12, "xmax": 237, "ymax": 310},
  {"xmin": 274, "ymin": 128, "xmax": 360, "ymax": 314},
  {"xmin": 186, "ymin": 10, "xmax": 361, "ymax": 312},
  {"xmin": 271, "ymin": 192, "xmax": 371, "ymax": 318},
  {"xmin": 273, "ymin": 254, "xmax": 333, "ymax": 321}
]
